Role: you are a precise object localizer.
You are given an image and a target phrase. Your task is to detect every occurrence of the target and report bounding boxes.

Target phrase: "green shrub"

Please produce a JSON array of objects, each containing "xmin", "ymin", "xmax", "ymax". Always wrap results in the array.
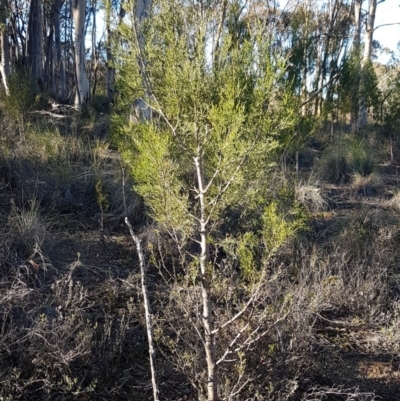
[
  {"xmin": 349, "ymin": 139, "xmax": 374, "ymax": 176},
  {"xmin": 1, "ymin": 69, "xmax": 37, "ymax": 125},
  {"xmin": 319, "ymin": 136, "xmax": 375, "ymax": 184}
]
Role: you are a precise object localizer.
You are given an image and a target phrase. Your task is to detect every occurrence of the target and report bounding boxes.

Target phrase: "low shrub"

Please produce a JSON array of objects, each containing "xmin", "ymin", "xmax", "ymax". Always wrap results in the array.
[{"xmin": 1, "ymin": 69, "xmax": 37, "ymax": 126}]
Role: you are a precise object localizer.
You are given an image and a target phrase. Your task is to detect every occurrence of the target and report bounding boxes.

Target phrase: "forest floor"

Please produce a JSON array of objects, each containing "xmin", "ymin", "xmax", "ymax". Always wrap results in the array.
[
  {"xmin": 2, "ymin": 118, "xmax": 400, "ymax": 400},
  {"xmin": 295, "ymin": 162, "xmax": 400, "ymax": 400}
]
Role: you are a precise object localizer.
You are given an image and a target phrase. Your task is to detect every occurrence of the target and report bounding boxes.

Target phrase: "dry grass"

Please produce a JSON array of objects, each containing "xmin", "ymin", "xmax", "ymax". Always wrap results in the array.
[
  {"xmin": 387, "ymin": 190, "xmax": 400, "ymax": 210},
  {"xmin": 5, "ymin": 198, "xmax": 50, "ymax": 261},
  {"xmin": 351, "ymin": 173, "xmax": 384, "ymax": 198},
  {"xmin": 2, "ymin": 113, "xmax": 400, "ymax": 399},
  {"xmin": 296, "ymin": 182, "xmax": 328, "ymax": 213},
  {"xmin": 0, "ymin": 121, "xmax": 141, "ymax": 227}
]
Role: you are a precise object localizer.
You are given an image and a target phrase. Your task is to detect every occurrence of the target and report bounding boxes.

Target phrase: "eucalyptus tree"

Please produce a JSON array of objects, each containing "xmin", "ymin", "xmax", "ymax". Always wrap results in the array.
[
  {"xmin": 27, "ymin": 0, "xmax": 43, "ymax": 86},
  {"xmin": 41, "ymin": 0, "xmax": 67, "ymax": 99},
  {"xmin": 114, "ymin": 0, "xmax": 302, "ymax": 399},
  {"xmin": 358, "ymin": 0, "xmax": 377, "ymax": 127},
  {"xmin": 0, "ymin": 0, "xmax": 69, "ymax": 102},
  {"xmin": 314, "ymin": 0, "xmax": 353, "ymax": 116},
  {"xmin": 264, "ymin": 0, "xmax": 353, "ymax": 122},
  {"xmin": 53, "ymin": 0, "xmax": 68, "ymax": 102},
  {"xmin": 0, "ymin": 0, "xmax": 10, "ymax": 94},
  {"xmin": 72, "ymin": 0, "xmax": 90, "ymax": 107},
  {"xmin": 346, "ymin": 0, "xmax": 380, "ymax": 129}
]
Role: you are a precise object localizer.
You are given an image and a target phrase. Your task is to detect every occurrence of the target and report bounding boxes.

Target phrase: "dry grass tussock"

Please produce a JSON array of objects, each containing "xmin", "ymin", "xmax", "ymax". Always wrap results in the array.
[
  {"xmin": 350, "ymin": 173, "xmax": 384, "ymax": 198},
  {"xmin": 296, "ymin": 182, "xmax": 328, "ymax": 213},
  {"xmin": 387, "ymin": 190, "xmax": 400, "ymax": 210}
]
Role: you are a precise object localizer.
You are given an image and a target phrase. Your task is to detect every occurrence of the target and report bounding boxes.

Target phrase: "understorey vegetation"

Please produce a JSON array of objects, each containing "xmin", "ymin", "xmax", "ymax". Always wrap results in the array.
[{"xmin": 1, "ymin": 0, "xmax": 400, "ymax": 400}]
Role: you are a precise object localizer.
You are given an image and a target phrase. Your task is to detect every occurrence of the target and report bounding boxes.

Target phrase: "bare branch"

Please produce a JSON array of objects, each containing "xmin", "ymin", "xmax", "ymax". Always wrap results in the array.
[
  {"xmin": 125, "ymin": 217, "xmax": 160, "ymax": 401},
  {"xmin": 373, "ymin": 22, "xmax": 400, "ymax": 31},
  {"xmin": 216, "ymin": 320, "xmax": 251, "ymax": 365}
]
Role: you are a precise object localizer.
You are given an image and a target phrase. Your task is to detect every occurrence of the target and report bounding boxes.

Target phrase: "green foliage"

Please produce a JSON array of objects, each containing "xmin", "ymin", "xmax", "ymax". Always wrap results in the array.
[
  {"xmin": 220, "ymin": 191, "xmax": 306, "ymax": 281},
  {"xmin": 360, "ymin": 60, "xmax": 381, "ymax": 113},
  {"xmin": 338, "ymin": 55, "xmax": 380, "ymax": 120},
  {"xmin": 237, "ymin": 232, "xmax": 258, "ymax": 280},
  {"xmin": 262, "ymin": 201, "xmax": 306, "ymax": 256},
  {"xmin": 349, "ymin": 138, "xmax": 374, "ymax": 176},
  {"xmin": 1, "ymin": 69, "xmax": 37, "ymax": 123},
  {"xmin": 319, "ymin": 136, "xmax": 375, "ymax": 183},
  {"xmin": 95, "ymin": 179, "xmax": 109, "ymax": 212},
  {"xmin": 113, "ymin": 3, "xmax": 303, "ymax": 396},
  {"xmin": 338, "ymin": 52, "xmax": 361, "ymax": 117},
  {"xmin": 114, "ymin": 0, "xmax": 299, "ymax": 242},
  {"xmin": 122, "ymin": 123, "xmax": 193, "ymax": 236},
  {"xmin": 381, "ymin": 69, "xmax": 400, "ymax": 136}
]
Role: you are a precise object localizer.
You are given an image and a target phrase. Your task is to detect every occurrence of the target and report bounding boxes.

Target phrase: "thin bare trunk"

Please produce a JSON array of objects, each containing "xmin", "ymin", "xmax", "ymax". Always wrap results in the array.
[
  {"xmin": 353, "ymin": 0, "xmax": 362, "ymax": 53},
  {"xmin": 54, "ymin": 0, "xmax": 67, "ymax": 102},
  {"xmin": 131, "ymin": 0, "xmax": 152, "ymax": 121},
  {"xmin": 105, "ymin": 0, "xmax": 117, "ymax": 102},
  {"xmin": 44, "ymin": 23, "xmax": 55, "ymax": 93},
  {"xmin": 125, "ymin": 218, "xmax": 160, "ymax": 401},
  {"xmin": 10, "ymin": 0, "xmax": 25, "ymax": 62},
  {"xmin": 91, "ymin": 0, "xmax": 98, "ymax": 100},
  {"xmin": 351, "ymin": 0, "xmax": 362, "ymax": 130},
  {"xmin": 194, "ymin": 153, "xmax": 218, "ymax": 401},
  {"xmin": 363, "ymin": 0, "xmax": 376, "ymax": 62},
  {"xmin": 301, "ymin": 0, "xmax": 310, "ymax": 117},
  {"xmin": 313, "ymin": 41, "xmax": 321, "ymax": 115}
]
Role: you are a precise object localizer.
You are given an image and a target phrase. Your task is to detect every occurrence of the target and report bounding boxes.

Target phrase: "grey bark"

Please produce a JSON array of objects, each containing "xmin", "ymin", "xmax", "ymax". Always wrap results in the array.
[
  {"xmin": 125, "ymin": 218, "xmax": 160, "ymax": 401},
  {"xmin": 105, "ymin": 0, "xmax": 112, "ymax": 101},
  {"xmin": 54, "ymin": 0, "xmax": 67, "ymax": 102},
  {"xmin": 358, "ymin": 0, "xmax": 377, "ymax": 128},
  {"xmin": 363, "ymin": 0, "xmax": 377, "ymax": 62},
  {"xmin": 194, "ymin": 154, "xmax": 218, "ymax": 401},
  {"xmin": 72, "ymin": 0, "xmax": 90, "ymax": 108},
  {"xmin": 27, "ymin": 0, "xmax": 43, "ymax": 85},
  {"xmin": 0, "ymin": 0, "xmax": 10, "ymax": 94},
  {"xmin": 351, "ymin": 0, "xmax": 362, "ymax": 130},
  {"xmin": 44, "ymin": 5, "xmax": 55, "ymax": 94},
  {"xmin": 90, "ymin": 0, "xmax": 98, "ymax": 100},
  {"xmin": 301, "ymin": 0, "xmax": 311, "ymax": 116}
]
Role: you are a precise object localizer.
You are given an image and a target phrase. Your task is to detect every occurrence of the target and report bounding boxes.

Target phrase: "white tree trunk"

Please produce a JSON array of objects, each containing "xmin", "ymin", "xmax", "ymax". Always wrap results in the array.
[
  {"xmin": 363, "ymin": 0, "xmax": 377, "ymax": 62},
  {"xmin": 0, "ymin": 0, "xmax": 10, "ymax": 95},
  {"xmin": 72, "ymin": 0, "xmax": 90, "ymax": 108},
  {"xmin": 354, "ymin": 0, "xmax": 362, "ymax": 50},
  {"xmin": 358, "ymin": 0, "xmax": 377, "ymax": 128},
  {"xmin": 194, "ymin": 154, "xmax": 218, "ymax": 401}
]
